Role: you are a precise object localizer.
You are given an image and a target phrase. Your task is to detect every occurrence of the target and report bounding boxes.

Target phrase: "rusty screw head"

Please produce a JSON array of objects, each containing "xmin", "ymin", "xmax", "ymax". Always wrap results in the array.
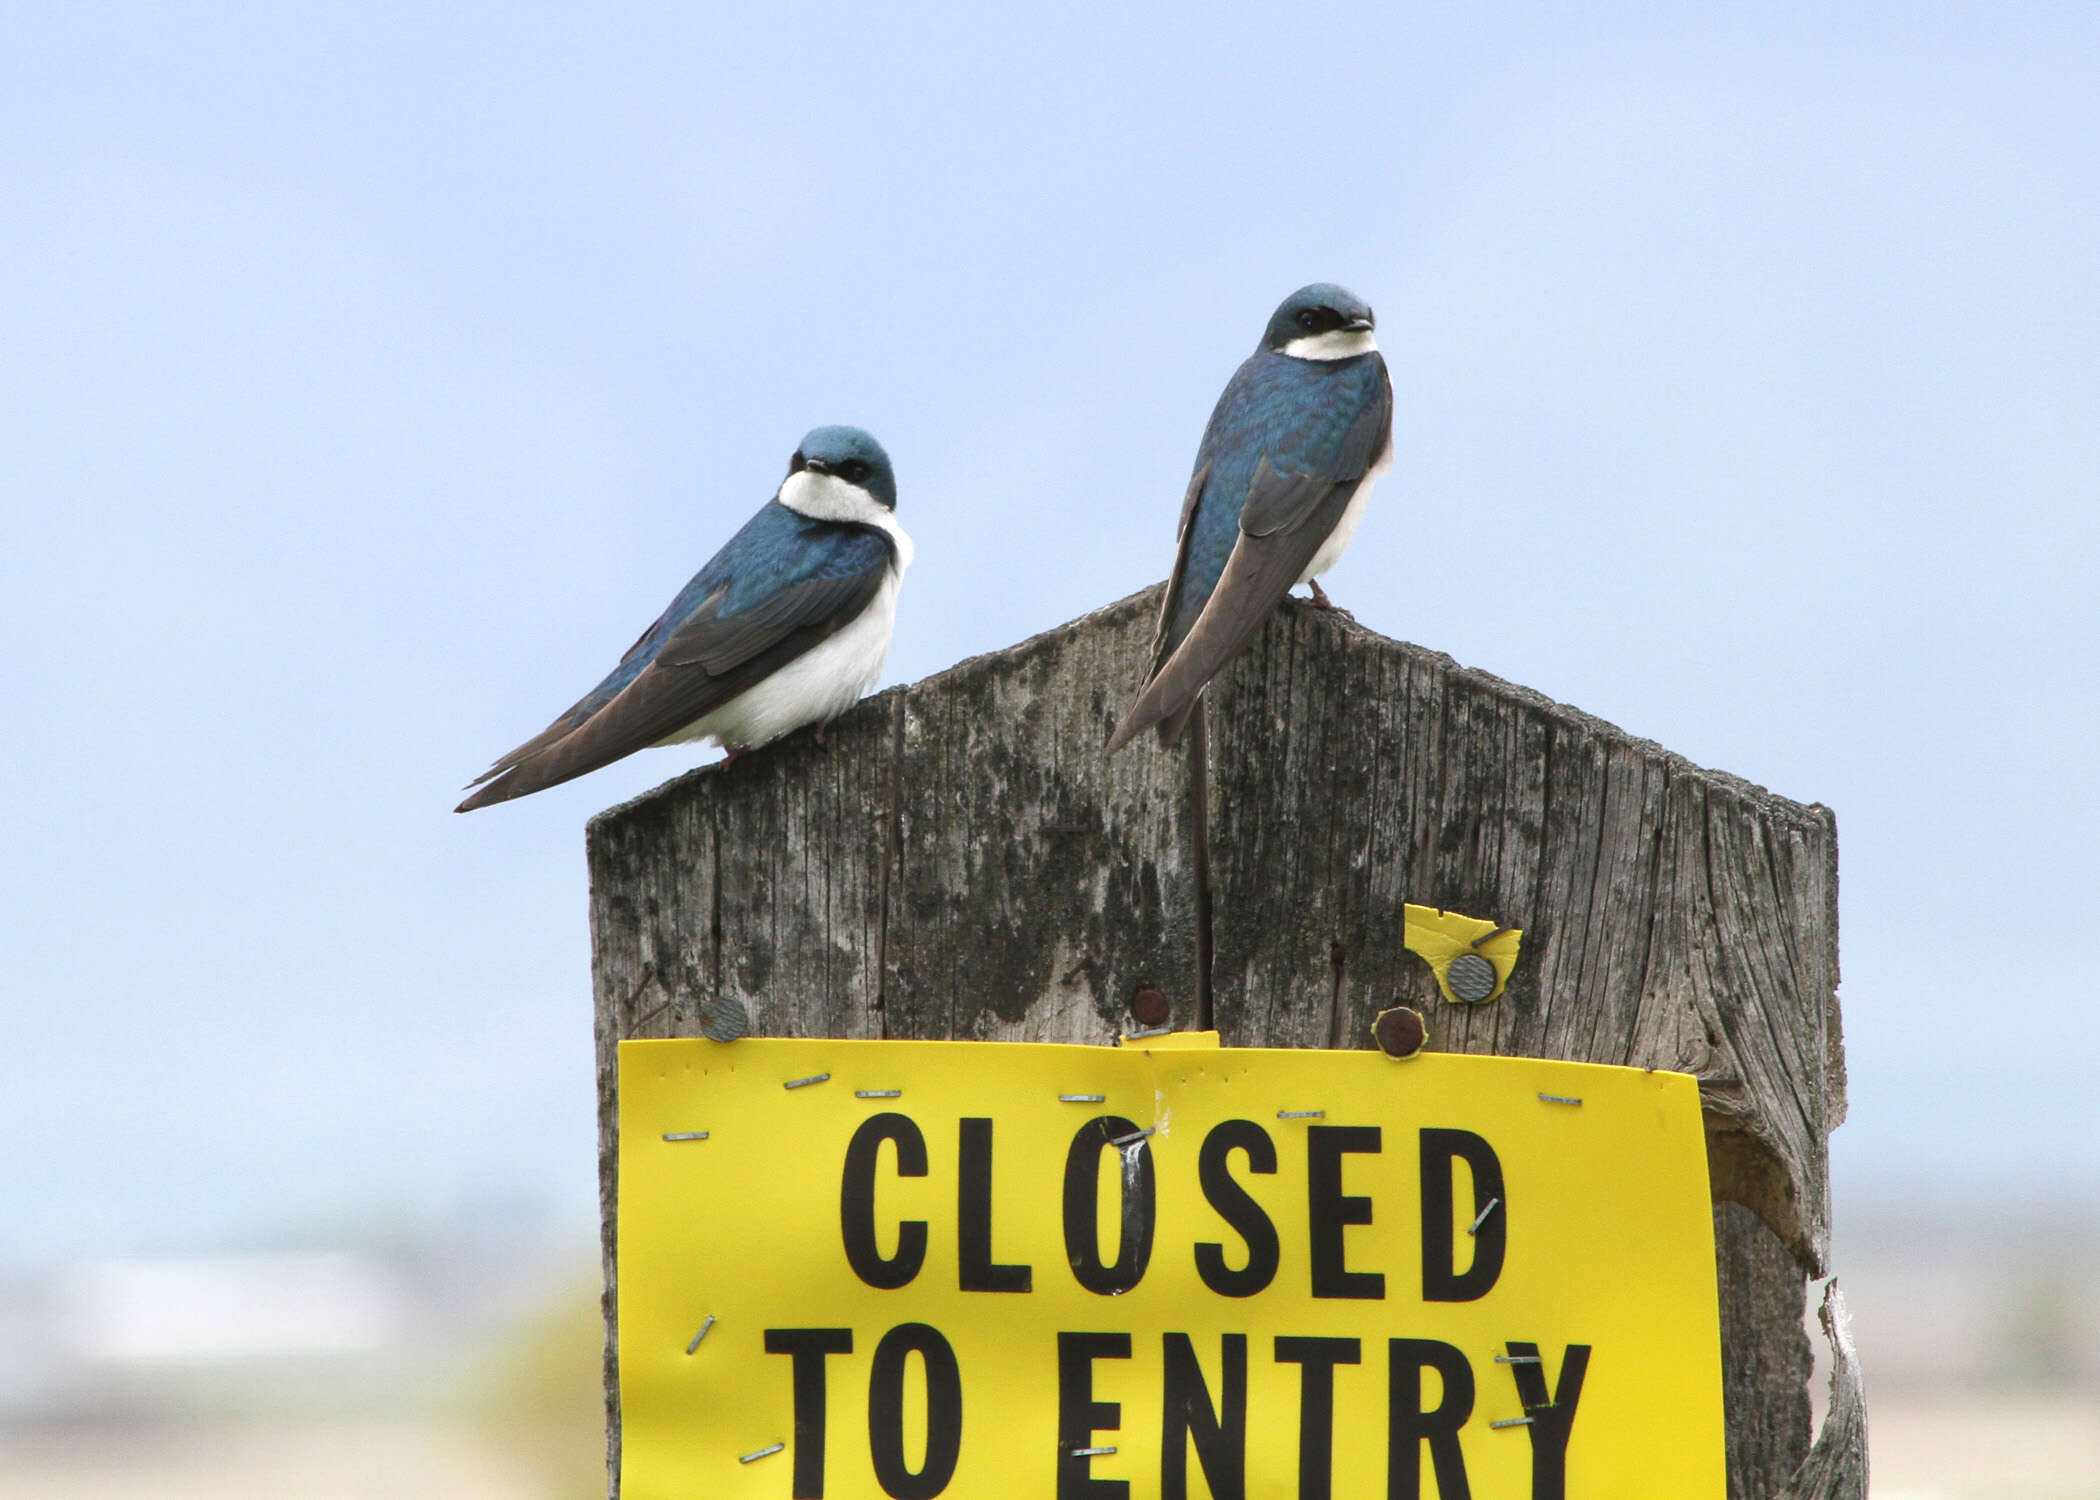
[
  {"xmin": 1373, "ymin": 1005, "xmax": 1427, "ymax": 1059},
  {"xmin": 1129, "ymin": 984, "xmax": 1171, "ymax": 1028},
  {"xmin": 1445, "ymin": 952, "xmax": 1498, "ymax": 1004}
]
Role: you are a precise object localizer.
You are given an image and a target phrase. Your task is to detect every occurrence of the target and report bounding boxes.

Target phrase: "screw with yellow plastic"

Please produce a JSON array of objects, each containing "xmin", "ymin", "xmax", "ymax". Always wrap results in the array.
[{"xmin": 1401, "ymin": 905, "xmax": 1523, "ymax": 1005}]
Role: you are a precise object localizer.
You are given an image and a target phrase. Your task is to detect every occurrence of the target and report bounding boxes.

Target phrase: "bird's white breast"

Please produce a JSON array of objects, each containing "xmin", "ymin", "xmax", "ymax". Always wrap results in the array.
[
  {"xmin": 1296, "ymin": 439, "xmax": 1393, "ymax": 586},
  {"xmin": 686, "ymin": 568, "xmax": 900, "ymax": 750},
  {"xmin": 673, "ymin": 501, "xmax": 913, "ymax": 753}
]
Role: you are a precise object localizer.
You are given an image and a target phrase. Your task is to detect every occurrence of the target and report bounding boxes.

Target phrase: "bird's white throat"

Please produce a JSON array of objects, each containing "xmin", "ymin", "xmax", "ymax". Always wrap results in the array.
[
  {"xmin": 776, "ymin": 470, "xmax": 898, "ymax": 533},
  {"xmin": 776, "ymin": 470, "xmax": 915, "ymax": 567},
  {"xmin": 1282, "ymin": 327, "xmax": 1379, "ymax": 362}
]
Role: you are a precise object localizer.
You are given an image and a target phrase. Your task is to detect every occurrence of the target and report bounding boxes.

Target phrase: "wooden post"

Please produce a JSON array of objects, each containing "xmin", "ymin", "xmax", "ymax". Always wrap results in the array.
[{"xmin": 587, "ymin": 585, "xmax": 1864, "ymax": 1498}]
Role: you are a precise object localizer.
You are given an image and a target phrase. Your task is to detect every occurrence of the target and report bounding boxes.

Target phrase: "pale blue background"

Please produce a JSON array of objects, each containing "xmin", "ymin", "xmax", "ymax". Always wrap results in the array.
[{"xmin": 4, "ymin": 4, "xmax": 2094, "ymax": 1264}]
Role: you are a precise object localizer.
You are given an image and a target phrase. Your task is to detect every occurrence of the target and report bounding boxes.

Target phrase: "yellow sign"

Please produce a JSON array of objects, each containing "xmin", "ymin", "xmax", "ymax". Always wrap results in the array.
[{"xmin": 618, "ymin": 1039, "xmax": 1723, "ymax": 1499}]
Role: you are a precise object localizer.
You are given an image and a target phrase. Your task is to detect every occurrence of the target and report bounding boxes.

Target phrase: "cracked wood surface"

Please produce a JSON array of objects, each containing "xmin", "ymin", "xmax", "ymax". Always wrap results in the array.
[{"xmin": 587, "ymin": 583, "xmax": 1852, "ymax": 1497}]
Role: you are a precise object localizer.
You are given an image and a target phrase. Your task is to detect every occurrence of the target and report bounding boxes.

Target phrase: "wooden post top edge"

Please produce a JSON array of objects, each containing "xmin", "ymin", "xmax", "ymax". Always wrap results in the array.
[{"xmin": 583, "ymin": 581, "xmax": 1837, "ymax": 844}]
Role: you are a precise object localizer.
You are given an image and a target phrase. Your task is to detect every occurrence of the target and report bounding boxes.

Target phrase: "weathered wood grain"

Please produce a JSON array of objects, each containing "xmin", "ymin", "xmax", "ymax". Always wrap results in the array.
[
  {"xmin": 586, "ymin": 583, "xmax": 1855, "ymax": 1497},
  {"xmin": 881, "ymin": 604, "xmax": 1199, "ymax": 1042},
  {"xmin": 1207, "ymin": 597, "xmax": 1844, "ymax": 1276},
  {"xmin": 1775, "ymin": 1280, "xmax": 1869, "ymax": 1499},
  {"xmin": 1716, "ymin": 1202, "xmax": 1815, "ymax": 1499}
]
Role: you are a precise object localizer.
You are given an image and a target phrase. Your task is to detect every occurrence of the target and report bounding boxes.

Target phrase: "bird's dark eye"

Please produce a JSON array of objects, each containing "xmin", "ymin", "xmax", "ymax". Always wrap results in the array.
[
  {"xmin": 789, "ymin": 452, "xmax": 807, "ymax": 472},
  {"xmin": 1296, "ymin": 309, "xmax": 1320, "ymax": 329},
  {"xmin": 841, "ymin": 459, "xmax": 870, "ymax": 483}
]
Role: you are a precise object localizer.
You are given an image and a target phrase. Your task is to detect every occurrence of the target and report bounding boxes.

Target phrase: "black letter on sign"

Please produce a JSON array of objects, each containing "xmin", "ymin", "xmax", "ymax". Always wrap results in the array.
[
  {"xmin": 841, "ymin": 1113, "xmax": 929, "ymax": 1290},
  {"xmin": 1387, "ymin": 1338, "xmax": 1474, "ymax": 1500},
  {"xmin": 1161, "ymin": 1333, "xmax": 1246, "ymax": 1500},
  {"xmin": 958, "ymin": 1117, "xmax": 1032, "ymax": 1291},
  {"xmin": 1194, "ymin": 1120, "xmax": 1279, "ymax": 1298},
  {"xmin": 1307, "ymin": 1125, "xmax": 1384, "ymax": 1299},
  {"xmin": 1419, "ymin": 1128, "xmax": 1505, "ymax": 1302},
  {"xmin": 1274, "ymin": 1336, "xmax": 1360, "ymax": 1500},
  {"xmin": 763, "ymin": 1328, "xmax": 854, "ymax": 1499},
  {"xmin": 1502, "ymin": 1341, "xmax": 1591, "ymax": 1500},
  {"xmin": 1063, "ymin": 1116, "xmax": 1156, "ymax": 1295},
  {"xmin": 1058, "ymin": 1331, "xmax": 1132, "ymax": 1500},
  {"xmin": 868, "ymin": 1323, "xmax": 964, "ymax": 1499}
]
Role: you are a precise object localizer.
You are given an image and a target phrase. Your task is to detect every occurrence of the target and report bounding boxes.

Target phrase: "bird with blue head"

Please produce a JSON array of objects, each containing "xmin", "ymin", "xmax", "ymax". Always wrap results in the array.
[
  {"xmin": 1108, "ymin": 282, "xmax": 1393, "ymax": 751},
  {"xmin": 456, "ymin": 425, "xmax": 910, "ymax": 810}
]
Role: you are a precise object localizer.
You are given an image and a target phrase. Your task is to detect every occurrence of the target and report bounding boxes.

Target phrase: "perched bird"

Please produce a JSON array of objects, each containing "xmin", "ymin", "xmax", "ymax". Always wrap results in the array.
[
  {"xmin": 1107, "ymin": 283, "xmax": 1393, "ymax": 751},
  {"xmin": 456, "ymin": 425, "xmax": 911, "ymax": 811}
]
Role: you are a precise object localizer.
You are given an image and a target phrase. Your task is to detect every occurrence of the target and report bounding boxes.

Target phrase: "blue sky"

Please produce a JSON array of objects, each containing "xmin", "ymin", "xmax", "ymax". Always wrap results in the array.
[{"xmin": 3, "ymin": 4, "xmax": 2096, "ymax": 1264}]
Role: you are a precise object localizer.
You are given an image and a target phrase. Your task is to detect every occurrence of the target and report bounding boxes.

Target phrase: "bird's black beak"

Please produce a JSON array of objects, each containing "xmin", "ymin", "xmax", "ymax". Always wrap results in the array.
[
  {"xmin": 1343, "ymin": 316, "xmax": 1374, "ymax": 332},
  {"xmin": 804, "ymin": 457, "xmax": 833, "ymax": 475}
]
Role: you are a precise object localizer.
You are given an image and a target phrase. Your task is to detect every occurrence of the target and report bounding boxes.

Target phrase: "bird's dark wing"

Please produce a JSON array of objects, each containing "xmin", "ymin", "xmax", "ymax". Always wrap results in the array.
[
  {"xmin": 1136, "ymin": 460, "xmax": 1212, "ymax": 687},
  {"xmin": 651, "ymin": 556, "xmax": 884, "ymax": 677},
  {"xmin": 1106, "ymin": 475, "xmax": 1361, "ymax": 751},
  {"xmin": 458, "ymin": 513, "xmax": 891, "ymax": 810},
  {"xmin": 1107, "ymin": 356, "xmax": 1392, "ymax": 752},
  {"xmin": 1237, "ymin": 371, "xmax": 1393, "ymax": 536}
]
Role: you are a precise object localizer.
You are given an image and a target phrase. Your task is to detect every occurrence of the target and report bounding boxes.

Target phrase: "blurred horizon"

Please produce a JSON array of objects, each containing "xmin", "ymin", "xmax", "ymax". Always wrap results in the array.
[{"xmin": 5, "ymin": 1195, "xmax": 2096, "ymax": 1496}]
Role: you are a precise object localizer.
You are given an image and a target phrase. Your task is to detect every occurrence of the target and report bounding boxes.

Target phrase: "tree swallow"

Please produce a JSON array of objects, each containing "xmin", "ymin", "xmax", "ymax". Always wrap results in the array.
[
  {"xmin": 456, "ymin": 425, "xmax": 912, "ymax": 811},
  {"xmin": 1107, "ymin": 283, "xmax": 1393, "ymax": 751}
]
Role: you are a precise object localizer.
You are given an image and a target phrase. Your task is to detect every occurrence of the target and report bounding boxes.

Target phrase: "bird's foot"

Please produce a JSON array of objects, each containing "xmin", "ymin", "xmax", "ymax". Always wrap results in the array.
[
  {"xmin": 811, "ymin": 721, "xmax": 830, "ymax": 750},
  {"xmin": 1304, "ymin": 579, "xmax": 1351, "ymax": 618},
  {"xmin": 719, "ymin": 744, "xmax": 751, "ymax": 770}
]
